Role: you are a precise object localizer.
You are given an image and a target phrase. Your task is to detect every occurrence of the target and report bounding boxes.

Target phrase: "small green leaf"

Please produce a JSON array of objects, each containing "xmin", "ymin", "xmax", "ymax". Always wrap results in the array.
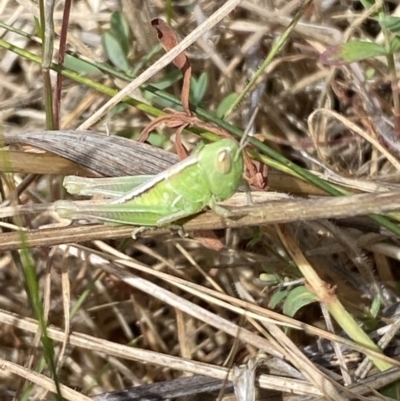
[
  {"xmin": 109, "ymin": 103, "xmax": 129, "ymax": 118},
  {"xmin": 217, "ymin": 93, "xmax": 239, "ymax": 118},
  {"xmin": 282, "ymin": 286, "xmax": 317, "ymax": 317},
  {"xmin": 102, "ymin": 31, "xmax": 130, "ymax": 72},
  {"xmin": 131, "ymin": 43, "xmax": 162, "ymax": 77},
  {"xmin": 110, "ymin": 11, "xmax": 131, "ymax": 56},
  {"xmin": 391, "ymin": 36, "xmax": 400, "ymax": 53},
  {"xmin": 369, "ymin": 294, "xmax": 381, "ymax": 318},
  {"xmin": 320, "ymin": 41, "xmax": 386, "ymax": 66},
  {"xmin": 147, "ymin": 132, "xmax": 169, "ymax": 148},
  {"xmin": 117, "ymin": 128, "xmax": 169, "ymax": 149},
  {"xmin": 143, "ymin": 70, "xmax": 183, "ymax": 110},
  {"xmin": 379, "ymin": 16, "xmax": 400, "ymax": 34},
  {"xmin": 149, "ymin": 70, "xmax": 182, "ymax": 90},
  {"xmin": 269, "ymin": 288, "xmax": 290, "ymax": 310},
  {"xmin": 359, "ymin": 0, "xmax": 376, "ymax": 10},
  {"xmin": 34, "ymin": 17, "xmax": 43, "ymax": 40},
  {"xmin": 190, "ymin": 72, "xmax": 208, "ymax": 106},
  {"xmin": 64, "ymin": 54, "xmax": 102, "ymax": 75},
  {"xmin": 380, "ymin": 380, "xmax": 400, "ymax": 399}
]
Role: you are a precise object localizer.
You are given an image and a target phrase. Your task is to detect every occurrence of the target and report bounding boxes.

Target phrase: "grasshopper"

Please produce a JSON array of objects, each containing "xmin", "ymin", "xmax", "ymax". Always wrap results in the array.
[{"xmin": 54, "ymin": 138, "xmax": 244, "ymax": 229}]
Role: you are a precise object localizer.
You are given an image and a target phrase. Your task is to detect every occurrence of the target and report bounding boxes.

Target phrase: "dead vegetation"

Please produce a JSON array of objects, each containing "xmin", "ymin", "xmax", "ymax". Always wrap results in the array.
[{"xmin": 1, "ymin": 0, "xmax": 400, "ymax": 400}]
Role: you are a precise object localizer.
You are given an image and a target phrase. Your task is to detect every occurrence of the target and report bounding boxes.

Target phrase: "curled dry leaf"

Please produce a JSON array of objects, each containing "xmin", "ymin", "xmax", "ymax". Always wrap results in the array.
[{"xmin": 151, "ymin": 18, "xmax": 191, "ymax": 115}]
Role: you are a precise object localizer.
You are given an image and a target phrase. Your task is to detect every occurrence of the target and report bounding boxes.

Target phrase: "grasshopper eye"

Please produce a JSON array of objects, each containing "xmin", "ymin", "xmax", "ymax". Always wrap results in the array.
[{"xmin": 215, "ymin": 149, "xmax": 232, "ymax": 174}]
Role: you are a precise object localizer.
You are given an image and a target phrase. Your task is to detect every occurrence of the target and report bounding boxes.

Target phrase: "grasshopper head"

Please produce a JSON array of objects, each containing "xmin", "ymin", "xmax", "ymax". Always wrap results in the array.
[{"xmin": 199, "ymin": 138, "xmax": 244, "ymax": 202}]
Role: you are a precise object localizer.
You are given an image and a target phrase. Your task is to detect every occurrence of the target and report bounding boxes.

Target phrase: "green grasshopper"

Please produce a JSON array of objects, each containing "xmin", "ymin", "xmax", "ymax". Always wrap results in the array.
[{"xmin": 54, "ymin": 138, "xmax": 244, "ymax": 229}]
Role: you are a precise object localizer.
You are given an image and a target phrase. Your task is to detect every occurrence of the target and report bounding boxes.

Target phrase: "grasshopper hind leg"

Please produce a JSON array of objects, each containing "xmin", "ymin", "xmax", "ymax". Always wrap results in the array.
[
  {"xmin": 131, "ymin": 210, "xmax": 193, "ymax": 239},
  {"xmin": 157, "ymin": 210, "xmax": 193, "ymax": 239},
  {"xmin": 156, "ymin": 210, "xmax": 196, "ymax": 226},
  {"xmin": 131, "ymin": 224, "xmax": 187, "ymax": 239},
  {"xmin": 131, "ymin": 226, "xmax": 155, "ymax": 239}
]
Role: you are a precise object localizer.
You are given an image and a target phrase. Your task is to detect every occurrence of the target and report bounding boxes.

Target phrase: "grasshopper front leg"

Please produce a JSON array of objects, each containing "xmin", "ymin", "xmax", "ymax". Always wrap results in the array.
[
  {"xmin": 130, "ymin": 209, "xmax": 195, "ymax": 239},
  {"xmin": 208, "ymin": 197, "xmax": 233, "ymax": 218}
]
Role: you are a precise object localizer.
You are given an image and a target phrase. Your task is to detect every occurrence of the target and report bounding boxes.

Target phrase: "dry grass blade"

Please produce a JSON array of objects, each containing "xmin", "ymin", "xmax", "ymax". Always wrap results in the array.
[
  {"xmin": 0, "ymin": 191, "xmax": 400, "ymax": 251},
  {"xmin": 0, "ymin": 359, "xmax": 92, "ymax": 401},
  {"xmin": 93, "ymin": 375, "xmax": 234, "ymax": 401},
  {"xmin": 0, "ymin": 150, "xmax": 94, "ymax": 176},
  {"xmin": 0, "ymin": 308, "xmax": 322, "ymax": 397},
  {"xmin": 3, "ymin": 131, "xmax": 179, "ymax": 176}
]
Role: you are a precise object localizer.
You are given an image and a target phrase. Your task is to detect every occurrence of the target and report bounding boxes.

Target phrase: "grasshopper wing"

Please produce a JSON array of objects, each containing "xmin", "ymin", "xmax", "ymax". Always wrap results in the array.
[{"xmin": 63, "ymin": 175, "xmax": 154, "ymax": 198}]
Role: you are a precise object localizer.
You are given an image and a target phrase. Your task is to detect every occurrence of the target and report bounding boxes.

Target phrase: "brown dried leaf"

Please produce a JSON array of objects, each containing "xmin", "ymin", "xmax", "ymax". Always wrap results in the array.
[
  {"xmin": 193, "ymin": 230, "xmax": 224, "ymax": 251},
  {"xmin": 151, "ymin": 18, "xmax": 191, "ymax": 115}
]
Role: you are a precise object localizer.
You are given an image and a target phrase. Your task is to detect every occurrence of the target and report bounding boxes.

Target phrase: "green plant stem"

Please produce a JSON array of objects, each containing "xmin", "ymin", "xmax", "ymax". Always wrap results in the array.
[
  {"xmin": 277, "ymin": 224, "xmax": 392, "ymax": 372},
  {"xmin": 165, "ymin": 0, "xmax": 173, "ymax": 25},
  {"xmin": 223, "ymin": 0, "xmax": 313, "ymax": 117},
  {"xmin": 328, "ymin": 300, "xmax": 392, "ymax": 371},
  {"xmin": 384, "ymin": 36, "xmax": 400, "ymax": 136},
  {"xmin": 41, "ymin": 0, "xmax": 55, "ymax": 130}
]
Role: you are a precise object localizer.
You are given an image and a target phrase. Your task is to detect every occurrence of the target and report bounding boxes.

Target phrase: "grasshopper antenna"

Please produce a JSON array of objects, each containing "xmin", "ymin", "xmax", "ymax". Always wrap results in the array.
[
  {"xmin": 237, "ymin": 105, "xmax": 260, "ymax": 206},
  {"xmin": 238, "ymin": 105, "xmax": 259, "ymax": 155}
]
